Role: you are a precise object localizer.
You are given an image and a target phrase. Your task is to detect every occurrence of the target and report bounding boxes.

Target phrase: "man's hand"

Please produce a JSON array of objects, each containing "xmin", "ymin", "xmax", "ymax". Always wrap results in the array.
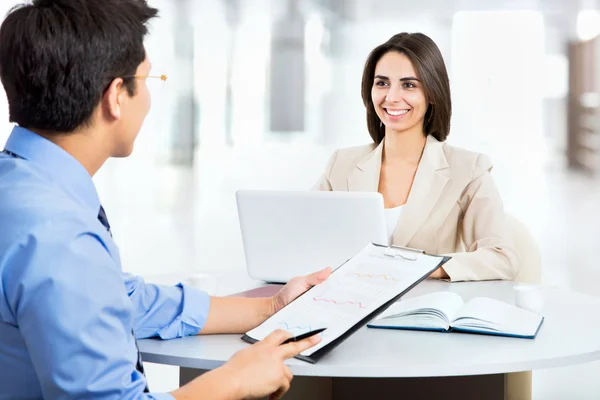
[
  {"xmin": 199, "ymin": 267, "xmax": 331, "ymax": 335},
  {"xmin": 270, "ymin": 267, "xmax": 332, "ymax": 314},
  {"xmin": 171, "ymin": 330, "xmax": 321, "ymax": 400},
  {"xmin": 224, "ymin": 330, "xmax": 321, "ymax": 399}
]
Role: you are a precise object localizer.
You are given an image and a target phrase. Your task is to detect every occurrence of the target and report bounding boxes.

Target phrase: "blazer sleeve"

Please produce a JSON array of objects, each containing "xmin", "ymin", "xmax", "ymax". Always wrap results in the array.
[
  {"xmin": 312, "ymin": 150, "xmax": 339, "ymax": 191},
  {"xmin": 441, "ymin": 154, "xmax": 520, "ymax": 282}
]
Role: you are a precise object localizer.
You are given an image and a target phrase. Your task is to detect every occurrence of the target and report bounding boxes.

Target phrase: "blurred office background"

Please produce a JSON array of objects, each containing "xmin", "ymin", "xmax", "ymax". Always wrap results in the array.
[{"xmin": 1, "ymin": 0, "xmax": 600, "ymax": 397}]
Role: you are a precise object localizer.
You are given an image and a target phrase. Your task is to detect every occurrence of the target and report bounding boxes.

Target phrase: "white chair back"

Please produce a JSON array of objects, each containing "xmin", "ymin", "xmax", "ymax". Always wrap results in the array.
[{"xmin": 505, "ymin": 213, "xmax": 541, "ymax": 284}]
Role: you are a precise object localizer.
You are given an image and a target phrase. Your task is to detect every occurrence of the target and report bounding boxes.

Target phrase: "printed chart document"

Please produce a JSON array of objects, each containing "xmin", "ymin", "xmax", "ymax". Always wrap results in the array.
[{"xmin": 242, "ymin": 243, "xmax": 450, "ymax": 363}]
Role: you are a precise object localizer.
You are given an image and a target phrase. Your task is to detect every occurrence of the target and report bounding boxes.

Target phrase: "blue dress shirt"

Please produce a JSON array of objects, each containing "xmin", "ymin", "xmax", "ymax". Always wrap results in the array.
[{"xmin": 0, "ymin": 127, "xmax": 211, "ymax": 399}]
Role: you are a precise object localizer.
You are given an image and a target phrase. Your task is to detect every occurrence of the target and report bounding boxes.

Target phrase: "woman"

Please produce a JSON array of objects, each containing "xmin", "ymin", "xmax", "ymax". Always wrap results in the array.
[{"xmin": 314, "ymin": 32, "xmax": 518, "ymax": 282}]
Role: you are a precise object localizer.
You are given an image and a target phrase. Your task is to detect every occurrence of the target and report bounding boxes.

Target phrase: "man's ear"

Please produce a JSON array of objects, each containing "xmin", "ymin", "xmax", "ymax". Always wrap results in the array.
[{"xmin": 103, "ymin": 78, "xmax": 125, "ymax": 120}]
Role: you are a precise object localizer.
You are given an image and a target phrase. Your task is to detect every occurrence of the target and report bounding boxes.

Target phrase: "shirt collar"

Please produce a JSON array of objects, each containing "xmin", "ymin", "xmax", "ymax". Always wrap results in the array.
[{"xmin": 4, "ymin": 126, "xmax": 101, "ymax": 215}]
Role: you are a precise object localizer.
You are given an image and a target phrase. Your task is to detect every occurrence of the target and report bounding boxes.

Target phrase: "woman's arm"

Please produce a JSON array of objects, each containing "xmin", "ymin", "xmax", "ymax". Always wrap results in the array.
[{"xmin": 440, "ymin": 155, "xmax": 519, "ymax": 282}]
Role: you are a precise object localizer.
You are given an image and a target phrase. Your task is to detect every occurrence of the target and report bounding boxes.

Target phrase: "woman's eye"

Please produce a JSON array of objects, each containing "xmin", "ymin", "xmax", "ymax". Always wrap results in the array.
[
  {"xmin": 403, "ymin": 82, "xmax": 416, "ymax": 89},
  {"xmin": 375, "ymin": 81, "xmax": 388, "ymax": 87}
]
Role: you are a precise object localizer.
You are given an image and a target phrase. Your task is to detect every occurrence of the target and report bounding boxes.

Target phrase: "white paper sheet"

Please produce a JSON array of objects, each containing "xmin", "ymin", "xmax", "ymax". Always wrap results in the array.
[{"xmin": 245, "ymin": 243, "xmax": 445, "ymax": 357}]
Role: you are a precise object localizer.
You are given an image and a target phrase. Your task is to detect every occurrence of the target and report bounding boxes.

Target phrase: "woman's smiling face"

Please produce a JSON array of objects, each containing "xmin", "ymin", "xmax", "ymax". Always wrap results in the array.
[{"xmin": 371, "ymin": 51, "xmax": 429, "ymax": 136}]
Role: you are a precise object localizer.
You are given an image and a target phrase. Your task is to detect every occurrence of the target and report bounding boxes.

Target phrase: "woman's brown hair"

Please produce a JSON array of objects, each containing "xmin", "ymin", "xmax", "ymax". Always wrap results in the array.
[{"xmin": 361, "ymin": 32, "xmax": 452, "ymax": 144}]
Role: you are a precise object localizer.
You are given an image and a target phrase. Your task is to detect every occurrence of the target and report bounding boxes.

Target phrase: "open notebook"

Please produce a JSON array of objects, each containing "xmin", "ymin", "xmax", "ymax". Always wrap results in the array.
[
  {"xmin": 242, "ymin": 243, "xmax": 451, "ymax": 363},
  {"xmin": 367, "ymin": 291, "xmax": 544, "ymax": 339}
]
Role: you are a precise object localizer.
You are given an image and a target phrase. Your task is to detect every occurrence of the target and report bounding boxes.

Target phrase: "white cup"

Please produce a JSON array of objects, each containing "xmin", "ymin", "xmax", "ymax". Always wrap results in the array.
[
  {"xmin": 184, "ymin": 273, "xmax": 218, "ymax": 296},
  {"xmin": 514, "ymin": 284, "xmax": 544, "ymax": 314}
]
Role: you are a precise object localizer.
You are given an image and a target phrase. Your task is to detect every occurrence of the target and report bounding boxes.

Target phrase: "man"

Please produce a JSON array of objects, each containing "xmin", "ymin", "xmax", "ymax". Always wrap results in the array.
[{"xmin": 0, "ymin": 1, "xmax": 330, "ymax": 399}]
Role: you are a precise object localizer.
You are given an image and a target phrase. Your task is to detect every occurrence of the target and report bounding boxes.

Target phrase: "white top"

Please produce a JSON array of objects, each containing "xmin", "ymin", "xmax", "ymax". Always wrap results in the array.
[
  {"xmin": 139, "ymin": 273, "xmax": 600, "ymax": 378},
  {"xmin": 384, "ymin": 205, "xmax": 404, "ymax": 245}
]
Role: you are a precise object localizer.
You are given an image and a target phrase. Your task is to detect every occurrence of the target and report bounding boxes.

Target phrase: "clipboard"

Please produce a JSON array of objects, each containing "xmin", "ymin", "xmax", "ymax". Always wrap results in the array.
[{"xmin": 241, "ymin": 243, "xmax": 451, "ymax": 364}]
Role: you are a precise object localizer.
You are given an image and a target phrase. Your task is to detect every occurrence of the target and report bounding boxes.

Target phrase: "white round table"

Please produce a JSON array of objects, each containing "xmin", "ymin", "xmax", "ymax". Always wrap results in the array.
[{"xmin": 140, "ymin": 275, "xmax": 600, "ymax": 399}]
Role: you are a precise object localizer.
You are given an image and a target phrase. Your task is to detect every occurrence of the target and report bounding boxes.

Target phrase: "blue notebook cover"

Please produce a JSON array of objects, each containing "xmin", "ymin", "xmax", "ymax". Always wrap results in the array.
[{"xmin": 367, "ymin": 317, "xmax": 545, "ymax": 339}]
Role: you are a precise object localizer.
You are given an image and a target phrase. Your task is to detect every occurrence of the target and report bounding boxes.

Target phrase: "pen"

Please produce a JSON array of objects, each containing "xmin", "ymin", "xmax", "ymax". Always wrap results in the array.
[{"xmin": 281, "ymin": 328, "xmax": 327, "ymax": 345}]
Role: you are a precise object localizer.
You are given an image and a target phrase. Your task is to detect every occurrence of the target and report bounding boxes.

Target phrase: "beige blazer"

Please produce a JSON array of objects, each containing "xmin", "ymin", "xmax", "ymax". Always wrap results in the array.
[{"xmin": 314, "ymin": 135, "xmax": 519, "ymax": 282}]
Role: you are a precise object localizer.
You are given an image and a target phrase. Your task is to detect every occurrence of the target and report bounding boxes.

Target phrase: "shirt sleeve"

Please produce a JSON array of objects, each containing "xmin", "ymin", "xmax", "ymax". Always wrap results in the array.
[
  {"xmin": 4, "ymin": 220, "xmax": 176, "ymax": 400},
  {"xmin": 124, "ymin": 274, "xmax": 211, "ymax": 339}
]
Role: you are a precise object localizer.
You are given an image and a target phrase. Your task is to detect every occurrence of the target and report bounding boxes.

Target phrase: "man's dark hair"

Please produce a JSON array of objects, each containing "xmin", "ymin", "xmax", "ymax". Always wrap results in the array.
[
  {"xmin": 361, "ymin": 32, "xmax": 452, "ymax": 144},
  {"xmin": 0, "ymin": 0, "xmax": 158, "ymax": 133}
]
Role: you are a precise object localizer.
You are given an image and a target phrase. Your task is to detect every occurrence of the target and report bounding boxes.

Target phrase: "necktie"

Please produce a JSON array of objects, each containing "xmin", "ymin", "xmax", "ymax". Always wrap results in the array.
[
  {"xmin": 97, "ymin": 206, "xmax": 112, "ymax": 236},
  {"xmin": 97, "ymin": 206, "xmax": 149, "ymax": 392}
]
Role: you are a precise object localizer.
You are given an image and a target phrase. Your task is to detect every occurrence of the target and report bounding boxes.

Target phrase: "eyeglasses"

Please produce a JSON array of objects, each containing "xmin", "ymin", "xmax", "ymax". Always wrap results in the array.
[
  {"xmin": 102, "ymin": 74, "xmax": 168, "ymax": 95},
  {"xmin": 123, "ymin": 74, "xmax": 168, "ymax": 82},
  {"xmin": 122, "ymin": 74, "xmax": 168, "ymax": 94}
]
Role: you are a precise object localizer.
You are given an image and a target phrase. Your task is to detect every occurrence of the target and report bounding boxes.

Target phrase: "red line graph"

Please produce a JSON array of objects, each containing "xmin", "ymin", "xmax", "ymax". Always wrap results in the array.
[
  {"xmin": 345, "ymin": 272, "xmax": 400, "ymax": 281},
  {"xmin": 313, "ymin": 297, "xmax": 366, "ymax": 308}
]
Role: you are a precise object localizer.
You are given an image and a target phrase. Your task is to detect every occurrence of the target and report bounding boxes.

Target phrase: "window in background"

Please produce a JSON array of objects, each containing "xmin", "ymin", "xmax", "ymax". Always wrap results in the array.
[
  {"xmin": 230, "ymin": 0, "xmax": 271, "ymax": 146},
  {"xmin": 576, "ymin": 9, "xmax": 600, "ymax": 41},
  {"xmin": 543, "ymin": 54, "xmax": 569, "ymax": 100},
  {"xmin": 193, "ymin": 0, "xmax": 230, "ymax": 149},
  {"xmin": 450, "ymin": 10, "xmax": 548, "ymax": 218},
  {"xmin": 304, "ymin": 11, "xmax": 331, "ymax": 143},
  {"xmin": 450, "ymin": 11, "xmax": 546, "ymax": 165}
]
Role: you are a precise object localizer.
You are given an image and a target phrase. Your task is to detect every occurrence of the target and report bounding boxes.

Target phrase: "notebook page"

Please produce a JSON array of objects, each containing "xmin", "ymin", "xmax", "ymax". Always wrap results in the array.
[
  {"xmin": 245, "ymin": 243, "xmax": 444, "ymax": 356},
  {"xmin": 451, "ymin": 297, "xmax": 543, "ymax": 336},
  {"xmin": 374, "ymin": 291, "xmax": 465, "ymax": 324}
]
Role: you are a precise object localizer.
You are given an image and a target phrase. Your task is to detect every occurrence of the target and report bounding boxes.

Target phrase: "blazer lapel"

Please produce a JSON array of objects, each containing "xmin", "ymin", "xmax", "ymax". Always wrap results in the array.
[
  {"xmin": 393, "ymin": 135, "xmax": 450, "ymax": 247},
  {"xmin": 347, "ymin": 141, "xmax": 384, "ymax": 192}
]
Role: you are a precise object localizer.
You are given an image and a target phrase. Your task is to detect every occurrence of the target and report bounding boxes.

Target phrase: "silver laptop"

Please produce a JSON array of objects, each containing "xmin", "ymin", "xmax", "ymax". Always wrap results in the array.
[{"xmin": 236, "ymin": 190, "xmax": 387, "ymax": 283}]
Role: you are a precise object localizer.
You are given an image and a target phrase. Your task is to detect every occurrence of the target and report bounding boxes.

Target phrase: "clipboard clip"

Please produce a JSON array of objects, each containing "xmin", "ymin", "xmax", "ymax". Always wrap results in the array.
[{"xmin": 383, "ymin": 245, "xmax": 424, "ymax": 261}]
